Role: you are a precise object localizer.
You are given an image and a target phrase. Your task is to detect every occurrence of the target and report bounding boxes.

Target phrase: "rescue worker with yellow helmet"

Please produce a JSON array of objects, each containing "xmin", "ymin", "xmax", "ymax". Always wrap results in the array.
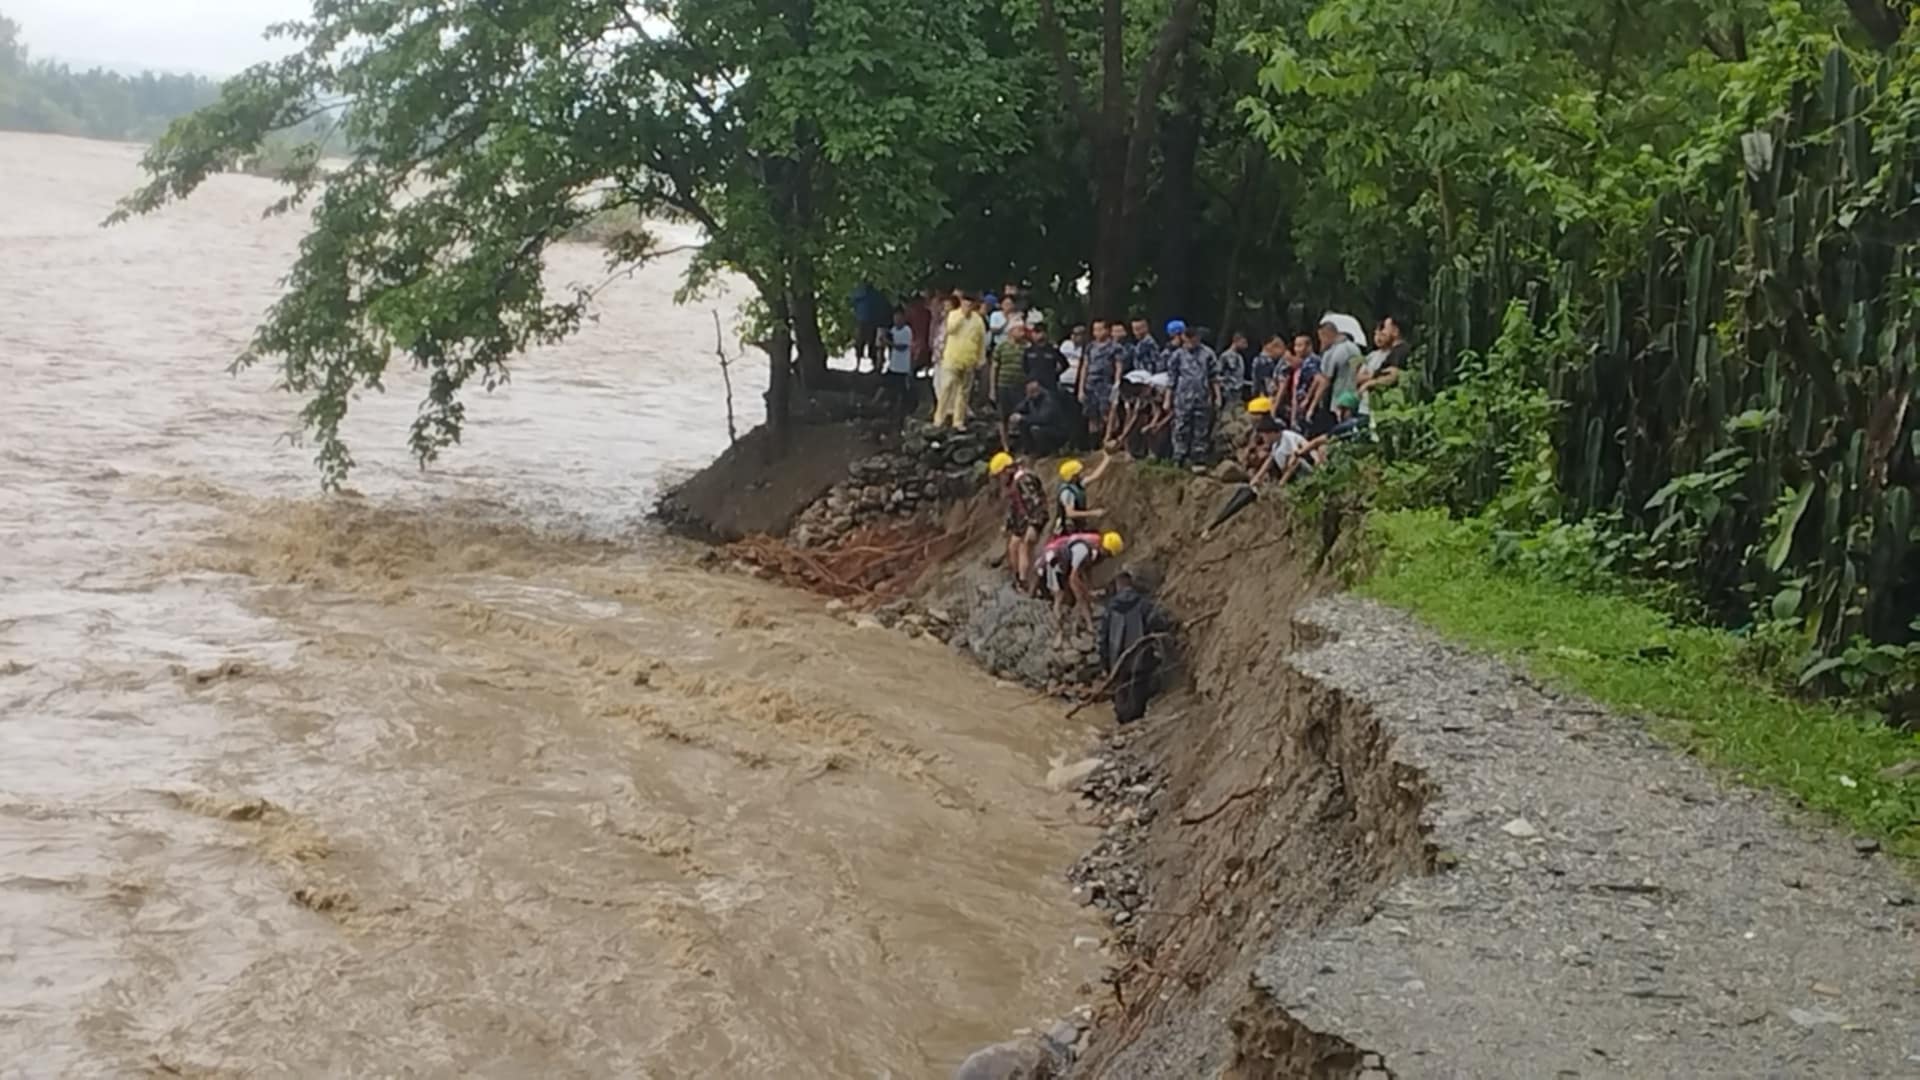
[
  {"xmin": 1037, "ymin": 528, "xmax": 1126, "ymax": 637},
  {"xmin": 1238, "ymin": 395, "xmax": 1277, "ymax": 473},
  {"xmin": 1053, "ymin": 451, "xmax": 1116, "ymax": 538},
  {"xmin": 990, "ymin": 451, "xmax": 1048, "ymax": 591}
]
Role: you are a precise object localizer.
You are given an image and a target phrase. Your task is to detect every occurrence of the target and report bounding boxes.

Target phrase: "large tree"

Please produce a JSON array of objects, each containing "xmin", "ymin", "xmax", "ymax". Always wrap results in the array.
[
  {"xmin": 113, "ymin": 0, "xmax": 1003, "ymax": 485},
  {"xmin": 1031, "ymin": 0, "xmax": 1208, "ymax": 313}
]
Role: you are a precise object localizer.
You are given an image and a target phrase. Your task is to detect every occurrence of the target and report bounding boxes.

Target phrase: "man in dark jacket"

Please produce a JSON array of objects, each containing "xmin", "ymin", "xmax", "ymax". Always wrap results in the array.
[
  {"xmin": 850, "ymin": 282, "xmax": 891, "ymax": 372},
  {"xmin": 1099, "ymin": 572, "xmax": 1168, "ymax": 724},
  {"xmin": 1010, "ymin": 379, "xmax": 1072, "ymax": 456}
]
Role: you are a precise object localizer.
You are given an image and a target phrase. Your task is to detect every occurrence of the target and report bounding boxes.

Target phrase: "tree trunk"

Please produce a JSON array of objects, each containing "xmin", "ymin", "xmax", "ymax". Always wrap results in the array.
[
  {"xmin": 1153, "ymin": 105, "xmax": 1199, "ymax": 319},
  {"xmin": 1215, "ymin": 151, "xmax": 1260, "ymax": 335},
  {"xmin": 765, "ymin": 291, "xmax": 794, "ymax": 450},
  {"xmin": 1088, "ymin": 144, "xmax": 1133, "ymax": 316},
  {"xmin": 1035, "ymin": 0, "xmax": 1206, "ymax": 319},
  {"xmin": 1153, "ymin": 0, "xmax": 1214, "ymax": 321},
  {"xmin": 788, "ymin": 263, "xmax": 829, "ymax": 388}
]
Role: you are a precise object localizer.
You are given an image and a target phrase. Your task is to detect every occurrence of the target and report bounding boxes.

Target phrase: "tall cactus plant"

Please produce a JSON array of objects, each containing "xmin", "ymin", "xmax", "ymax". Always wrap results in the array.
[{"xmin": 1419, "ymin": 44, "xmax": 1918, "ymax": 663}]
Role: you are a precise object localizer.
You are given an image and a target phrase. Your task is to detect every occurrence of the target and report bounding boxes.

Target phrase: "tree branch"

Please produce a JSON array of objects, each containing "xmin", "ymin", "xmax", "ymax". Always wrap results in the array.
[
  {"xmin": 1117, "ymin": 0, "xmax": 1206, "ymax": 212},
  {"xmin": 1843, "ymin": 0, "xmax": 1907, "ymax": 50},
  {"xmin": 1035, "ymin": 0, "xmax": 1098, "ymax": 135},
  {"xmin": 1132, "ymin": 0, "xmax": 1207, "ymax": 134}
]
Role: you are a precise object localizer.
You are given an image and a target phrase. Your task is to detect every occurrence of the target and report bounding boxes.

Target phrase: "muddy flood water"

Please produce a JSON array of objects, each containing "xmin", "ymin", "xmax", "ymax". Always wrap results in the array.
[{"xmin": 0, "ymin": 133, "xmax": 1103, "ymax": 1077}]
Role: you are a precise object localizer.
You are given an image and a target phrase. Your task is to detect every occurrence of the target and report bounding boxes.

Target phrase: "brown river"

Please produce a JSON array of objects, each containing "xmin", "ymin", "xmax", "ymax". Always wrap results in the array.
[{"xmin": 0, "ymin": 133, "xmax": 1102, "ymax": 1078}]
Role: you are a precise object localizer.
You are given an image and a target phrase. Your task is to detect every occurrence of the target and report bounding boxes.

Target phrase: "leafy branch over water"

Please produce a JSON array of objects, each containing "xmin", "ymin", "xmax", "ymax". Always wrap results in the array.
[{"xmin": 108, "ymin": 0, "xmax": 1008, "ymax": 485}]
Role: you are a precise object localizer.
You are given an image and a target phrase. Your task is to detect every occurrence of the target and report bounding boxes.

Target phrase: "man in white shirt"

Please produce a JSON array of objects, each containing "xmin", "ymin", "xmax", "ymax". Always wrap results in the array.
[
  {"xmin": 1249, "ymin": 416, "xmax": 1326, "ymax": 487},
  {"xmin": 1058, "ymin": 323, "xmax": 1087, "ymax": 400},
  {"xmin": 881, "ymin": 308, "xmax": 917, "ymax": 419}
]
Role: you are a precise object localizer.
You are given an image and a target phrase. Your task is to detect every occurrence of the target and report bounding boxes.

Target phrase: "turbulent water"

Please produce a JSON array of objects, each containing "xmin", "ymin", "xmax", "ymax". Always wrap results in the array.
[{"xmin": 0, "ymin": 133, "xmax": 1102, "ymax": 1077}]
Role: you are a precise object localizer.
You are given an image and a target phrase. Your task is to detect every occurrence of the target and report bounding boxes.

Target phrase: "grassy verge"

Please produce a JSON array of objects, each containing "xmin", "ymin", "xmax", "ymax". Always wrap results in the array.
[{"xmin": 1359, "ymin": 508, "xmax": 1920, "ymax": 859}]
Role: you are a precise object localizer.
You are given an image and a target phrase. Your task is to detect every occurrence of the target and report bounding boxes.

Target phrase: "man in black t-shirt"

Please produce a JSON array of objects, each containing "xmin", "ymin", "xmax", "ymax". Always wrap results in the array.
[{"xmin": 1021, "ymin": 315, "xmax": 1065, "ymax": 391}]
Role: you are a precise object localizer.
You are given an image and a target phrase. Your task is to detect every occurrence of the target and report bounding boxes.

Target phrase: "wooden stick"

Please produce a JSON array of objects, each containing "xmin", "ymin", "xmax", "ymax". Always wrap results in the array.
[{"xmin": 1064, "ymin": 631, "xmax": 1172, "ymax": 719}]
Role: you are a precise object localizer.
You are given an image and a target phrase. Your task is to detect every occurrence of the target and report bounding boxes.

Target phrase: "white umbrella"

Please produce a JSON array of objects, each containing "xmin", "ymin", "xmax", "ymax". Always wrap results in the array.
[{"xmin": 1320, "ymin": 311, "xmax": 1367, "ymax": 347}]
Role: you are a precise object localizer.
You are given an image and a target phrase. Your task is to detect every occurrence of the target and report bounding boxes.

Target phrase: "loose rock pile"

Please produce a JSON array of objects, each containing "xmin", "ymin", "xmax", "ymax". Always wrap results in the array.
[
  {"xmin": 950, "ymin": 1011, "xmax": 1094, "ymax": 1080},
  {"xmin": 790, "ymin": 420, "xmax": 995, "ymax": 548},
  {"xmin": 837, "ymin": 597, "xmax": 960, "ymax": 645},
  {"xmin": 960, "ymin": 580, "xmax": 1105, "ymax": 689},
  {"xmin": 1066, "ymin": 728, "xmax": 1162, "ymax": 949}
]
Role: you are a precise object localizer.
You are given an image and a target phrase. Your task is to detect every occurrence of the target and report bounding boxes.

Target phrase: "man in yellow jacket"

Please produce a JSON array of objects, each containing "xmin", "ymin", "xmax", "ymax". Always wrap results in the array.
[{"xmin": 934, "ymin": 291, "xmax": 987, "ymax": 429}]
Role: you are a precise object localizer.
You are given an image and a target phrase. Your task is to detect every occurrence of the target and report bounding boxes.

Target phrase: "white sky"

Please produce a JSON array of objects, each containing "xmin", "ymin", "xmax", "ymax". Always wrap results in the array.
[{"xmin": 11, "ymin": 0, "xmax": 312, "ymax": 75}]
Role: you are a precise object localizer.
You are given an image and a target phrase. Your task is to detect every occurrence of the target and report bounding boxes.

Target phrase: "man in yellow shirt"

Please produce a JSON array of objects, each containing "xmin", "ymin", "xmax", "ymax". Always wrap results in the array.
[{"xmin": 935, "ymin": 291, "xmax": 987, "ymax": 429}]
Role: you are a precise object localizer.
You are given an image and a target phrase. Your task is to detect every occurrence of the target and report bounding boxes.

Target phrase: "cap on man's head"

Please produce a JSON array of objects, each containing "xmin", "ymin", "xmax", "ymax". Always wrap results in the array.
[
  {"xmin": 983, "ymin": 293, "xmax": 998, "ymax": 306},
  {"xmin": 1165, "ymin": 319, "xmax": 1187, "ymax": 338}
]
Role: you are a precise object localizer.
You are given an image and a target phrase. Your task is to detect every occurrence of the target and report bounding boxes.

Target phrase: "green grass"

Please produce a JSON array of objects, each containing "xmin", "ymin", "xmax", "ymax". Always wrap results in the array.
[
  {"xmin": 1359, "ymin": 508, "xmax": 1920, "ymax": 859},
  {"xmin": 1134, "ymin": 457, "xmax": 1196, "ymax": 481}
]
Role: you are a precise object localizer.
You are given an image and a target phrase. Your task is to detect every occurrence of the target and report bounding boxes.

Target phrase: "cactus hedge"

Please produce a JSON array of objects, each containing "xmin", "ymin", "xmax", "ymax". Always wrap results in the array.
[{"xmin": 1419, "ymin": 45, "xmax": 1917, "ymax": 658}]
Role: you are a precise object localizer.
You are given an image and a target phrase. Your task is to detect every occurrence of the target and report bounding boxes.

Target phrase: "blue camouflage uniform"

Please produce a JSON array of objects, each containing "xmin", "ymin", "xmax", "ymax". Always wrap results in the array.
[
  {"xmin": 1167, "ymin": 343, "xmax": 1218, "ymax": 464},
  {"xmin": 1083, "ymin": 340, "xmax": 1122, "ymax": 432},
  {"xmin": 1132, "ymin": 335, "xmax": 1163, "ymax": 375}
]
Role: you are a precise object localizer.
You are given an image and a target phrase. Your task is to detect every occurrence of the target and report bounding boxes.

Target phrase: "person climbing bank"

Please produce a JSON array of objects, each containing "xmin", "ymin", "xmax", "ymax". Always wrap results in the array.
[
  {"xmin": 990, "ymin": 451, "xmax": 1049, "ymax": 592},
  {"xmin": 1053, "ymin": 453, "xmax": 1113, "ymax": 536},
  {"xmin": 1037, "ymin": 529, "xmax": 1124, "ymax": 637},
  {"xmin": 1099, "ymin": 571, "xmax": 1167, "ymax": 725}
]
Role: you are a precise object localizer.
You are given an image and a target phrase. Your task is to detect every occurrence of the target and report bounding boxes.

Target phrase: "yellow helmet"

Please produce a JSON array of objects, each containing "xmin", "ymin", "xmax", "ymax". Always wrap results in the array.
[
  {"xmin": 988, "ymin": 451, "xmax": 1014, "ymax": 476},
  {"xmin": 1247, "ymin": 395, "xmax": 1273, "ymax": 415},
  {"xmin": 1058, "ymin": 458, "xmax": 1084, "ymax": 481},
  {"xmin": 1101, "ymin": 531, "xmax": 1125, "ymax": 556}
]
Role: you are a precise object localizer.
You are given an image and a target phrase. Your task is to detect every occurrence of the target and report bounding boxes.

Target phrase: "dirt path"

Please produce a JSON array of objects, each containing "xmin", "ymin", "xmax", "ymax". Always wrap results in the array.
[{"xmin": 1102, "ymin": 595, "xmax": 1920, "ymax": 1078}]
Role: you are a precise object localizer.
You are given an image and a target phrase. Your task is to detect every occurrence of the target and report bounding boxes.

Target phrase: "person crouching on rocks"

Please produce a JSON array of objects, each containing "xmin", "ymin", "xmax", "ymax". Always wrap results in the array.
[
  {"xmin": 1037, "ymin": 530, "xmax": 1125, "ymax": 639},
  {"xmin": 1053, "ymin": 453, "xmax": 1114, "ymax": 538},
  {"xmin": 1099, "ymin": 571, "xmax": 1167, "ymax": 725},
  {"xmin": 1240, "ymin": 395, "xmax": 1276, "ymax": 473},
  {"xmin": 1249, "ymin": 415, "xmax": 1326, "ymax": 488},
  {"xmin": 990, "ymin": 451, "xmax": 1049, "ymax": 592}
]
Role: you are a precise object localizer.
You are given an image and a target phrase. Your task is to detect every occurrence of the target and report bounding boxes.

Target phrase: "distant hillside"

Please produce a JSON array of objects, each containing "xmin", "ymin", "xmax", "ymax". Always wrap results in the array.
[{"xmin": 0, "ymin": 13, "xmax": 221, "ymax": 141}]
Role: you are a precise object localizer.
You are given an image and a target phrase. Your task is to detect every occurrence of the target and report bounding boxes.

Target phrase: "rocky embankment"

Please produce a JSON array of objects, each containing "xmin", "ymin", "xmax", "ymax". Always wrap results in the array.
[{"xmin": 789, "ymin": 421, "xmax": 995, "ymax": 548}]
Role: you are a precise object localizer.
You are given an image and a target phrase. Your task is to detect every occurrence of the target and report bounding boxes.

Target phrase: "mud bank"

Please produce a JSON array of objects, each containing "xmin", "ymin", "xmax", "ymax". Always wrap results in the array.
[{"xmin": 667, "ymin": 427, "xmax": 1920, "ymax": 1078}]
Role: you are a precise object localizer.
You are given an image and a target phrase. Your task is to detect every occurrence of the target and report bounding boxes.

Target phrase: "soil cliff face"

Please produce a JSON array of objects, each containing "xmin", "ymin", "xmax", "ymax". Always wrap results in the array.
[{"xmin": 916, "ymin": 467, "xmax": 1436, "ymax": 1077}]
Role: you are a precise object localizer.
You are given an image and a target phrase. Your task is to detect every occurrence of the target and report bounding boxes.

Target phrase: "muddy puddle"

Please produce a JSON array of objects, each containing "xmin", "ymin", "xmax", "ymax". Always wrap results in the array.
[{"xmin": 0, "ymin": 133, "xmax": 1102, "ymax": 1077}]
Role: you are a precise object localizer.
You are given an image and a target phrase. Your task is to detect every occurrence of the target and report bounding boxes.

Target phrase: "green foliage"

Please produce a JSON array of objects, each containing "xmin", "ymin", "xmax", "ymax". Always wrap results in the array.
[
  {"xmin": 111, "ymin": 0, "xmax": 1010, "ymax": 486},
  {"xmin": 0, "ymin": 14, "xmax": 222, "ymax": 140},
  {"xmin": 1370, "ymin": 299, "xmax": 1562, "ymax": 519},
  {"xmin": 1363, "ymin": 509, "xmax": 1920, "ymax": 858},
  {"xmin": 1337, "ymin": 22, "xmax": 1920, "ymax": 720}
]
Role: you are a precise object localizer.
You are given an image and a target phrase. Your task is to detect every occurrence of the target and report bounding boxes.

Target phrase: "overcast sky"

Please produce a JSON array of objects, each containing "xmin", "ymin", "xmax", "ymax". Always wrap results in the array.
[{"xmin": 11, "ymin": 0, "xmax": 312, "ymax": 75}]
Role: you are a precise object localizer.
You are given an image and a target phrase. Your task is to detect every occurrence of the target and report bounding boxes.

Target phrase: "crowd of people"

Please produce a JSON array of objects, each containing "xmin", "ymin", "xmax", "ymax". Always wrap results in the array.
[
  {"xmin": 853, "ymin": 282, "xmax": 1412, "ymax": 723},
  {"xmin": 864, "ymin": 283, "xmax": 1410, "ymax": 491}
]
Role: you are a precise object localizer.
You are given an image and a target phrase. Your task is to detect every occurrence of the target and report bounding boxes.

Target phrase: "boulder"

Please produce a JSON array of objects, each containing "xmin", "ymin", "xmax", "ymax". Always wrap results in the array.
[
  {"xmin": 1210, "ymin": 459, "xmax": 1250, "ymax": 484},
  {"xmin": 951, "ymin": 1037, "xmax": 1064, "ymax": 1080}
]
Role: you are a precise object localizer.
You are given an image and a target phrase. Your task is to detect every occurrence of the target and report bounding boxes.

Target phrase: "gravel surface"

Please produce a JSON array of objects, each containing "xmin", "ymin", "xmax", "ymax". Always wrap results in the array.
[{"xmin": 1255, "ymin": 596, "xmax": 1920, "ymax": 1077}]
